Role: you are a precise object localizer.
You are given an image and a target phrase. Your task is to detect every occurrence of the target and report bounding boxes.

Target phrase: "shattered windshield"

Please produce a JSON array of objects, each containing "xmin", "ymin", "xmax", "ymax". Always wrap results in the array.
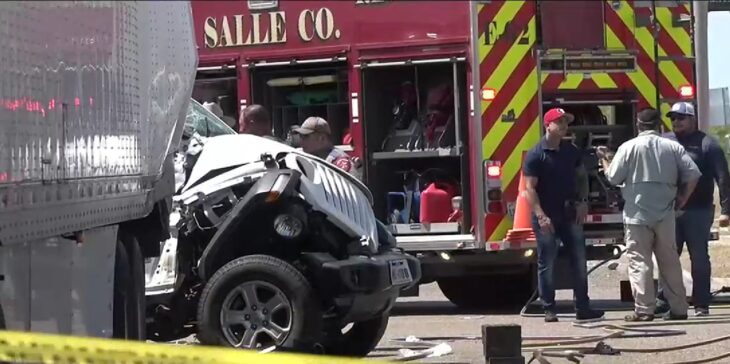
[{"xmin": 185, "ymin": 99, "xmax": 237, "ymax": 138}]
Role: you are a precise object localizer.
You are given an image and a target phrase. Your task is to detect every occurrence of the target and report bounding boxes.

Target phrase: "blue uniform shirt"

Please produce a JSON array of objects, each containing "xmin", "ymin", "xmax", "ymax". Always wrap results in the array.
[
  {"xmin": 663, "ymin": 130, "xmax": 730, "ymax": 215},
  {"xmin": 523, "ymin": 139, "xmax": 581, "ymax": 222}
]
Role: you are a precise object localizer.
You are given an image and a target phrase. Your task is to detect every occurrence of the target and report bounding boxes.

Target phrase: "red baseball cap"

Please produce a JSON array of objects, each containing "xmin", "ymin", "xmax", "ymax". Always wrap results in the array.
[{"xmin": 543, "ymin": 108, "xmax": 574, "ymax": 127}]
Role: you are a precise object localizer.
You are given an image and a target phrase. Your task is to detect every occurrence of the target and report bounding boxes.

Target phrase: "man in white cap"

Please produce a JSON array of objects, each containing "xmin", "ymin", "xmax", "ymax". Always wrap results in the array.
[
  {"xmin": 654, "ymin": 102, "xmax": 730, "ymax": 317},
  {"xmin": 293, "ymin": 116, "xmax": 358, "ymax": 176}
]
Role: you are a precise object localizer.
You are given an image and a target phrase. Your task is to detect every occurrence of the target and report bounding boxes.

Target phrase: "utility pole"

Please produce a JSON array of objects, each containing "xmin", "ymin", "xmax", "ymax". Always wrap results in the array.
[
  {"xmin": 694, "ymin": 0, "xmax": 710, "ymax": 131},
  {"xmin": 721, "ymin": 87, "xmax": 730, "ymax": 126}
]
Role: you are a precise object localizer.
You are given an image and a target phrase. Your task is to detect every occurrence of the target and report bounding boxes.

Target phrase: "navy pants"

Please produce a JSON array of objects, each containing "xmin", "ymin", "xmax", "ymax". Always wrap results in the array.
[
  {"xmin": 657, "ymin": 208, "xmax": 715, "ymax": 309},
  {"xmin": 532, "ymin": 215, "xmax": 591, "ymax": 312}
]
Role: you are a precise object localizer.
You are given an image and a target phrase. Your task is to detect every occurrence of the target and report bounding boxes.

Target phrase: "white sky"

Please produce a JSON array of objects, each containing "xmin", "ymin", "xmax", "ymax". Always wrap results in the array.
[{"xmin": 709, "ymin": 12, "xmax": 730, "ymax": 89}]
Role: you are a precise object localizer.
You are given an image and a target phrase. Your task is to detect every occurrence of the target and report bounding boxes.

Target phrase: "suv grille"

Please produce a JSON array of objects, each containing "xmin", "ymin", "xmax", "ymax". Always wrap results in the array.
[{"xmin": 296, "ymin": 156, "xmax": 379, "ymax": 251}]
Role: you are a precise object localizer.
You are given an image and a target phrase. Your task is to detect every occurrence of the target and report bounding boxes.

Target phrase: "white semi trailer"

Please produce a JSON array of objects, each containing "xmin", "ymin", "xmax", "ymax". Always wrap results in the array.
[{"xmin": 0, "ymin": 1, "xmax": 197, "ymax": 339}]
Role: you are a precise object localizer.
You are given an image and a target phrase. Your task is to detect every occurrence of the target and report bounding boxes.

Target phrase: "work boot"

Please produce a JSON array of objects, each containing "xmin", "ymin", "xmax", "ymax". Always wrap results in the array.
[
  {"xmin": 654, "ymin": 304, "xmax": 670, "ymax": 316},
  {"xmin": 544, "ymin": 310, "xmax": 558, "ymax": 323},
  {"xmin": 624, "ymin": 312, "xmax": 654, "ymax": 322},
  {"xmin": 663, "ymin": 312, "xmax": 688, "ymax": 321},
  {"xmin": 576, "ymin": 309, "xmax": 605, "ymax": 323},
  {"xmin": 695, "ymin": 307, "xmax": 710, "ymax": 317}
]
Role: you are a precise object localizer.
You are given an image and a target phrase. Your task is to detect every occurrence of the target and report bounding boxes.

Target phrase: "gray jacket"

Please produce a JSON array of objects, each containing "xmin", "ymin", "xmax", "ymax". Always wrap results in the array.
[{"xmin": 605, "ymin": 130, "xmax": 701, "ymax": 225}]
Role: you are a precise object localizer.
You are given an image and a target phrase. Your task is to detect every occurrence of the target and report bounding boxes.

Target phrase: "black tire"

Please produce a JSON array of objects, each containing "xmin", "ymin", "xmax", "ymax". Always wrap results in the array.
[
  {"xmin": 323, "ymin": 315, "xmax": 389, "ymax": 357},
  {"xmin": 438, "ymin": 273, "xmax": 534, "ymax": 310},
  {"xmin": 113, "ymin": 240, "xmax": 131, "ymax": 338},
  {"xmin": 0, "ymin": 303, "xmax": 5, "ymax": 330},
  {"xmin": 197, "ymin": 255, "xmax": 323, "ymax": 352},
  {"xmin": 124, "ymin": 234, "xmax": 146, "ymax": 340},
  {"xmin": 112, "ymin": 235, "xmax": 146, "ymax": 340}
]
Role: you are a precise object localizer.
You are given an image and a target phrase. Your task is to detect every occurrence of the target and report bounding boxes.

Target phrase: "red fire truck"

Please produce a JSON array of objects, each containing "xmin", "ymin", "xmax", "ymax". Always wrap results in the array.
[{"xmin": 191, "ymin": 0, "xmax": 703, "ymax": 309}]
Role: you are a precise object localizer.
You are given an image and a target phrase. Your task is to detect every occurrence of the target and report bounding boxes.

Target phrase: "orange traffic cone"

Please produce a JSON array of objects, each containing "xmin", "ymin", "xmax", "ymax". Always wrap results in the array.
[
  {"xmin": 512, "ymin": 170, "xmax": 534, "ymax": 230},
  {"xmin": 506, "ymin": 166, "xmax": 536, "ymax": 242}
]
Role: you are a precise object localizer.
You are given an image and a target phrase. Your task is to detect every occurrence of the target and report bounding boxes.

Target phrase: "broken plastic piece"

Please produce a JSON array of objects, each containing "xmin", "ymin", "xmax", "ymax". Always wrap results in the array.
[
  {"xmin": 259, "ymin": 346, "xmax": 277, "ymax": 354},
  {"xmin": 397, "ymin": 342, "xmax": 453, "ymax": 361}
]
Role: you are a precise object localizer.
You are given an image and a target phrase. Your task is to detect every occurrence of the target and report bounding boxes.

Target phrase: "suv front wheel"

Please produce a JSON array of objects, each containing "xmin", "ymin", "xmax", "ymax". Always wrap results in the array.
[{"xmin": 197, "ymin": 255, "xmax": 323, "ymax": 352}]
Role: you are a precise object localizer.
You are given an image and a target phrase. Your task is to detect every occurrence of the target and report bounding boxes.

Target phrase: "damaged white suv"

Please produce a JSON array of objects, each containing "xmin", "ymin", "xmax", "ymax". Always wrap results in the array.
[{"xmin": 145, "ymin": 100, "xmax": 420, "ymax": 356}]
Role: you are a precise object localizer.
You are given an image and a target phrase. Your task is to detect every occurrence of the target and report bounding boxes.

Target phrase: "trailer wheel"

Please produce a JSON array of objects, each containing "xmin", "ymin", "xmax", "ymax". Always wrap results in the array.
[
  {"xmin": 0, "ymin": 303, "xmax": 5, "ymax": 330},
  {"xmin": 438, "ymin": 272, "xmax": 534, "ymax": 310},
  {"xmin": 112, "ymin": 235, "xmax": 146, "ymax": 340},
  {"xmin": 197, "ymin": 255, "xmax": 323, "ymax": 352},
  {"xmin": 322, "ymin": 315, "xmax": 389, "ymax": 357}
]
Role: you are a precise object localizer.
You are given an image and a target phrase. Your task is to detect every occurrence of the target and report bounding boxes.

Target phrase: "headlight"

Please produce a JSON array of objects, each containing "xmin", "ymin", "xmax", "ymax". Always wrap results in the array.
[{"xmin": 273, "ymin": 214, "xmax": 304, "ymax": 239}]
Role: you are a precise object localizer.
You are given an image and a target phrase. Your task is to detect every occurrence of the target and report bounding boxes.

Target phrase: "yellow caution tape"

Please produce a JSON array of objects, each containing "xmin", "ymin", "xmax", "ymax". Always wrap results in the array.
[{"xmin": 0, "ymin": 330, "xmax": 383, "ymax": 364}]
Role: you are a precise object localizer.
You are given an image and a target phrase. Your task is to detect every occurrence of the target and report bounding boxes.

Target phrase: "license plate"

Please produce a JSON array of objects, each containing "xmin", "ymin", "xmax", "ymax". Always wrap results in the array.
[{"xmin": 389, "ymin": 259, "xmax": 413, "ymax": 285}]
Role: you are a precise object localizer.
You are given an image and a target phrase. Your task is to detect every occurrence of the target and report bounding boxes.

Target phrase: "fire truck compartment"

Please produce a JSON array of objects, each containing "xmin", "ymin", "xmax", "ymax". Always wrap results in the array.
[
  {"xmin": 250, "ymin": 62, "xmax": 350, "ymax": 145},
  {"xmin": 543, "ymin": 97, "xmax": 636, "ymax": 232},
  {"xmin": 360, "ymin": 61, "xmax": 471, "ymax": 237}
]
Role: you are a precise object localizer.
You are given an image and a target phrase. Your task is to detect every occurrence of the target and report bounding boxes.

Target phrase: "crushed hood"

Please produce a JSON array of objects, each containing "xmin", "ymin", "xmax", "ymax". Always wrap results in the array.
[
  {"xmin": 182, "ymin": 134, "xmax": 295, "ymax": 192},
  {"xmin": 182, "ymin": 134, "xmax": 373, "ymax": 205}
]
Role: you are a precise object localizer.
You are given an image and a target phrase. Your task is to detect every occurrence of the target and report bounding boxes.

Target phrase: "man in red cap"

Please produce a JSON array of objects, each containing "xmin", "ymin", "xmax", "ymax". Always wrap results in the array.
[{"xmin": 523, "ymin": 107, "xmax": 604, "ymax": 323}]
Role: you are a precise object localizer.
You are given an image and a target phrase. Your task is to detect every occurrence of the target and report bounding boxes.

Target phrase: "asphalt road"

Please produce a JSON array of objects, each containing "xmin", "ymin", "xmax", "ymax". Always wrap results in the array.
[{"xmin": 371, "ymin": 254, "xmax": 730, "ymax": 363}]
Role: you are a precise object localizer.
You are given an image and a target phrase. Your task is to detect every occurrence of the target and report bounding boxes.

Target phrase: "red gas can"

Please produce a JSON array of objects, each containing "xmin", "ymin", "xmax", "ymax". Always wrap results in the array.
[{"xmin": 420, "ymin": 183, "xmax": 456, "ymax": 223}]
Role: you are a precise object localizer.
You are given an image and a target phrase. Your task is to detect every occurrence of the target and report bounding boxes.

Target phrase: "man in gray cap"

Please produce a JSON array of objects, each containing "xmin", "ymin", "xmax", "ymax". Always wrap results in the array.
[
  {"xmin": 293, "ymin": 116, "xmax": 358, "ymax": 176},
  {"xmin": 654, "ymin": 102, "xmax": 730, "ymax": 317},
  {"xmin": 597, "ymin": 107, "xmax": 701, "ymax": 321}
]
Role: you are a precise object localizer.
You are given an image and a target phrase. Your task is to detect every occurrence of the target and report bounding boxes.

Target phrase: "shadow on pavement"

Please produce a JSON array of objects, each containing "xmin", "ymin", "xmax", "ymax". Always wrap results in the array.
[
  {"xmin": 392, "ymin": 296, "xmax": 730, "ymax": 317},
  {"xmin": 525, "ymin": 299, "xmax": 636, "ymax": 314},
  {"xmin": 391, "ymin": 300, "xmax": 517, "ymax": 316},
  {"xmin": 391, "ymin": 299, "xmax": 637, "ymax": 317}
]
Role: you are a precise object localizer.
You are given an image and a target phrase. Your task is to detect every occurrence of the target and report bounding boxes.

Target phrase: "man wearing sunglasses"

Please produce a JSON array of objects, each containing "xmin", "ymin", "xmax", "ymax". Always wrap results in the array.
[{"xmin": 655, "ymin": 102, "xmax": 730, "ymax": 317}]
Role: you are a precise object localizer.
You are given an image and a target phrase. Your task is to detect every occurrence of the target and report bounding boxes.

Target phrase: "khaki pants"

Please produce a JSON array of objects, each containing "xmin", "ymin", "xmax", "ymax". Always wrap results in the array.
[{"xmin": 625, "ymin": 216, "xmax": 688, "ymax": 315}]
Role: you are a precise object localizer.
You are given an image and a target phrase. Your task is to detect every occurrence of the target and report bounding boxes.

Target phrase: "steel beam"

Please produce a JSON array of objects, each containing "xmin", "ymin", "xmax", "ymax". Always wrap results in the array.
[{"xmin": 694, "ymin": 1, "xmax": 710, "ymax": 131}]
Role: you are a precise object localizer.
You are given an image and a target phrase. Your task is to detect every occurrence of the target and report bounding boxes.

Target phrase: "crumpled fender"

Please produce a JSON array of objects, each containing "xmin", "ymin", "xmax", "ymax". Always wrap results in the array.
[{"xmin": 197, "ymin": 169, "xmax": 301, "ymax": 281}]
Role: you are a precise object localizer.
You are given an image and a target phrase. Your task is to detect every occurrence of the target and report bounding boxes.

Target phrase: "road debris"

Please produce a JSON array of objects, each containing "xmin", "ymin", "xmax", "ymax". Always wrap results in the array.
[
  {"xmin": 396, "ymin": 342, "xmax": 453, "ymax": 361},
  {"xmin": 461, "ymin": 316, "xmax": 485, "ymax": 320}
]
